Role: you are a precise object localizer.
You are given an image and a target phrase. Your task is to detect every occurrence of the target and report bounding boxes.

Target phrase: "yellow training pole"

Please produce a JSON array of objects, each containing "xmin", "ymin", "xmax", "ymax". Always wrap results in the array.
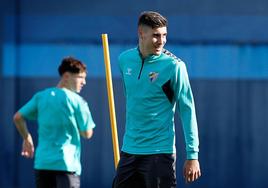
[{"xmin": 101, "ymin": 34, "xmax": 120, "ymax": 169}]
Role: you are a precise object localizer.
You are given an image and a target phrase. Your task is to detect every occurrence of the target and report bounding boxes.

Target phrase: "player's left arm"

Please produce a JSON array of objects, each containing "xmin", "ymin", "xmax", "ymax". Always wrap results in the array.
[
  {"xmin": 77, "ymin": 98, "xmax": 96, "ymax": 139},
  {"xmin": 183, "ymin": 159, "xmax": 201, "ymax": 183},
  {"xmin": 80, "ymin": 129, "xmax": 93, "ymax": 139},
  {"xmin": 173, "ymin": 61, "xmax": 201, "ymax": 182}
]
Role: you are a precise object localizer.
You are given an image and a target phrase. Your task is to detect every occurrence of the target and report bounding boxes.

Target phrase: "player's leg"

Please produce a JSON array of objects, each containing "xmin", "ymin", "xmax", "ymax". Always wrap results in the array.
[
  {"xmin": 35, "ymin": 169, "xmax": 56, "ymax": 188},
  {"xmin": 113, "ymin": 152, "xmax": 145, "ymax": 188},
  {"xmin": 55, "ymin": 171, "xmax": 80, "ymax": 188},
  {"xmin": 138, "ymin": 154, "xmax": 177, "ymax": 188}
]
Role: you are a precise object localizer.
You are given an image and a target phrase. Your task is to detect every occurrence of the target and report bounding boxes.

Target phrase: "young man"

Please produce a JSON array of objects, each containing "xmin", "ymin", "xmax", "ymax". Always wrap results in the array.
[
  {"xmin": 13, "ymin": 57, "xmax": 96, "ymax": 188},
  {"xmin": 113, "ymin": 11, "xmax": 201, "ymax": 187}
]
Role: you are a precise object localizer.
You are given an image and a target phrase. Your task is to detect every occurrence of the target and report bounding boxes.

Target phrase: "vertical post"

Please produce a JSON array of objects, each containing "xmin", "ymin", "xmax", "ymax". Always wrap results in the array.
[{"xmin": 101, "ymin": 34, "xmax": 120, "ymax": 168}]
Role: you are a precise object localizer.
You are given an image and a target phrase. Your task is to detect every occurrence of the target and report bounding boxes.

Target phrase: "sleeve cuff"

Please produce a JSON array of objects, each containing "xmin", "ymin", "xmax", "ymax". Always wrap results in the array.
[{"xmin": 187, "ymin": 151, "xmax": 198, "ymax": 160}]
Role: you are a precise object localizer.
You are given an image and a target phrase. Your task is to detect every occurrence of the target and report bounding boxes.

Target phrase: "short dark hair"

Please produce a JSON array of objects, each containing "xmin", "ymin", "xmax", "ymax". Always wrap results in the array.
[
  {"xmin": 138, "ymin": 11, "xmax": 168, "ymax": 29},
  {"xmin": 58, "ymin": 56, "xmax": 87, "ymax": 76}
]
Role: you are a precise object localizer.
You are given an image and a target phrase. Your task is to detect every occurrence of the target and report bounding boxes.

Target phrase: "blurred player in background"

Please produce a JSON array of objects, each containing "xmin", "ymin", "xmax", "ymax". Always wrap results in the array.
[{"xmin": 13, "ymin": 56, "xmax": 96, "ymax": 188}]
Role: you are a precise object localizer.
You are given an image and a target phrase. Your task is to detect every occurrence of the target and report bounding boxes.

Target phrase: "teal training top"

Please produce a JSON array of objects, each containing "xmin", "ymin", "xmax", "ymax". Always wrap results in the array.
[
  {"xmin": 119, "ymin": 47, "xmax": 199, "ymax": 159},
  {"xmin": 19, "ymin": 87, "xmax": 96, "ymax": 175}
]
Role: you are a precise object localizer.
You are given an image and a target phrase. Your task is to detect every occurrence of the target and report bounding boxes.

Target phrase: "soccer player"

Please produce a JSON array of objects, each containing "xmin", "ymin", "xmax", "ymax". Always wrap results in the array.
[
  {"xmin": 113, "ymin": 11, "xmax": 201, "ymax": 188},
  {"xmin": 13, "ymin": 56, "xmax": 96, "ymax": 188}
]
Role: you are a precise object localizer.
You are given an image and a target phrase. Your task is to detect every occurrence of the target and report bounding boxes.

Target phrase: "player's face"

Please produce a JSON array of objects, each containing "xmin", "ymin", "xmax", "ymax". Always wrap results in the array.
[
  {"xmin": 68, "ymin": 72, "xmax": 87, "ymax": 93},
  {"xmin": 139, "ymin": 25, "xmax": 167, "ymax": 57}
]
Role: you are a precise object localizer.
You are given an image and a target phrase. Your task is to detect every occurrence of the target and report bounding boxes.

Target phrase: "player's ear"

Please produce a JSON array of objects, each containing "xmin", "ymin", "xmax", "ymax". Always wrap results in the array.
[
  {"xmin": 62, "ymin": 72, "xmax": 70, "ymax": 80},
  {"xmin": 138, "ymin": 26, "xmax": 143, "ymax": 40}
]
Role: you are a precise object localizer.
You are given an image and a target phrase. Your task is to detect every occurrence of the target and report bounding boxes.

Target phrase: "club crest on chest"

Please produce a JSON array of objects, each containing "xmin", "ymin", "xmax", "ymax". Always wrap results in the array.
[{"xmin": 149, "ymin": 72, "xmax": 159, "ymax": 82}]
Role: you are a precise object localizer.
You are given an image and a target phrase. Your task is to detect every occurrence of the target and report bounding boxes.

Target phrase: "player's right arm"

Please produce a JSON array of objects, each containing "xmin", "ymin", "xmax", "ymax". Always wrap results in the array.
[{"xmin": 13, "ymin": 112, "xmax": 35, "ymax": 158}]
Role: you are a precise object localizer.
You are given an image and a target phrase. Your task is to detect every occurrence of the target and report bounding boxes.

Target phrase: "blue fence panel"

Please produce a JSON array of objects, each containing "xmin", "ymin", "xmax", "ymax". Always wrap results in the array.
[{"xmin": 2, "ymin": 44, "xmax": 268, "ymax": 79}]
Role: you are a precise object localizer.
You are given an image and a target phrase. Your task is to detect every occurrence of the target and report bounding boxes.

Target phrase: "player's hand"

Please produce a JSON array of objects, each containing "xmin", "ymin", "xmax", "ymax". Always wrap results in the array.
[
  {"xmin": 21, "ymin": 134, "xmax": 34, "ymax": 158},
  {"xmin": 183, "ymin": 159, "xmax": 201, "ymax": 183}
]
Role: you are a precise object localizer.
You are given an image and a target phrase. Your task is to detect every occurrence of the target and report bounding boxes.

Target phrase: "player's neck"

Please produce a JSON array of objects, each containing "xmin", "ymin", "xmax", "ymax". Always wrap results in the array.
[
  {"xmin": 138, "ymin": 43, "xmax": 149, "ymax": 59},
  {"xmin": 57, "ymin": 80, "xmax": 69, "ymax": 90}
]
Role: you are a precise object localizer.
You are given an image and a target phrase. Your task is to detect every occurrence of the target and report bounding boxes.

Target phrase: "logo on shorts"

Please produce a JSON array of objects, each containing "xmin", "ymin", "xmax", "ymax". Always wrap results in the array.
[{"xmin": 149, "ymin": 72, "xmax": 159, "ymax": 82}]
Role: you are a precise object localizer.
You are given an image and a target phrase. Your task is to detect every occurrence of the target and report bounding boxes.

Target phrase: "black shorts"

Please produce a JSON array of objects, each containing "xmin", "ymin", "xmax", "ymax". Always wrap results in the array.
[
  {"xmin": 35, "ymin": 169, "xmax": 80, "ymax": 188},
  {"xmin": 113, "ymin": 152, "xmax": 177, "ymax": 188}
]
